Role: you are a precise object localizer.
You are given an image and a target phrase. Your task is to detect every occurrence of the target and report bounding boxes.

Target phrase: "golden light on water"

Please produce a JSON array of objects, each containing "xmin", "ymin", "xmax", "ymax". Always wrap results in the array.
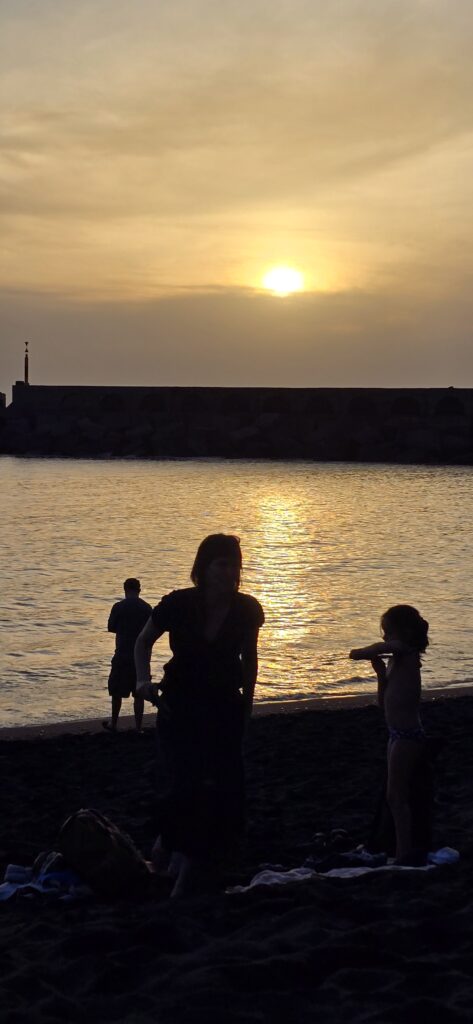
[
  {"xmin": 255, "ymin": 494, "xmax": 314, "ymax": 646},
  {"xmin": 262, "ymin": 266, "xmax": 304, "ymax": 297}
]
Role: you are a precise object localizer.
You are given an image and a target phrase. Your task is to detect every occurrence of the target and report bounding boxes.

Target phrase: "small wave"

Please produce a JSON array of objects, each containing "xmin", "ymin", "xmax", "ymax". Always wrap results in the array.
[{"xmin": 425, "ymin": 678, "xmax": 473, "ymax": 690}]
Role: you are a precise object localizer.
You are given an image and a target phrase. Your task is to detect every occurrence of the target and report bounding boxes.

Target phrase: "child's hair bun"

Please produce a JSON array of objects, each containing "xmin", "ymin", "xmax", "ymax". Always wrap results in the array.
[{"xmin": 381, "ymin": 605, "xmax": 429, "ymax": 653}]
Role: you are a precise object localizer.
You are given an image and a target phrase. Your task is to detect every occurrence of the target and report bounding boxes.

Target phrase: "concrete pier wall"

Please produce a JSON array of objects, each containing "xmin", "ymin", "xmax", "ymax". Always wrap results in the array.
[{"xmin": 1, "ymin": 382, "xmax": 472, "ymax": 463}]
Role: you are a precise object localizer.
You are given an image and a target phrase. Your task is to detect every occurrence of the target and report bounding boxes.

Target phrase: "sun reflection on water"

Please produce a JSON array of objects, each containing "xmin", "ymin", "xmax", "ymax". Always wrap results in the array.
[{"xmin": 255, "ymin": 494, "xmax": 322, "ymax": 645}]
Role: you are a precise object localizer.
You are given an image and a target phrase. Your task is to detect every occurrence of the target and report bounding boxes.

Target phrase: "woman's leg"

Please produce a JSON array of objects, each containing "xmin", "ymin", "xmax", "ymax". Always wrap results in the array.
[{"xmin": 209, "ymin": 698, "xmax": 246, "ymax": 857}]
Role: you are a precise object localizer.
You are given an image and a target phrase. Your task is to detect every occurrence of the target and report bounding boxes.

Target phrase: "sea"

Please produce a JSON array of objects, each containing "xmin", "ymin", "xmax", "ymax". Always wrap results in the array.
[{"xmin": 1, "ymin": 455, "xmax": 472, "ymax": 727}]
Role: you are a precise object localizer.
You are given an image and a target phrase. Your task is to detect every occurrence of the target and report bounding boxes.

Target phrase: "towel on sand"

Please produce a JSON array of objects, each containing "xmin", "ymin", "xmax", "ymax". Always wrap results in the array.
[{"xmin": 227, "ymin": 847, "xmax": 460, "ymax": 893}]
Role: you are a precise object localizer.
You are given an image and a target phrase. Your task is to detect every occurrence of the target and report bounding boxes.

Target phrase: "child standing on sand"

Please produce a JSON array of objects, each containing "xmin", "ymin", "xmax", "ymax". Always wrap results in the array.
[{"xmin": 349, "ymin": 605, "xmax": 429, "ymax": 865}]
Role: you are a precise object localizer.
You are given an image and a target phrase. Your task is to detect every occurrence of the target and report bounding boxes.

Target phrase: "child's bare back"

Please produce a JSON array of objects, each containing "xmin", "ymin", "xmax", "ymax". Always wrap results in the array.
[{"xmin": 383, "ymin": 651, "xmax": 422, "ymax": 733}]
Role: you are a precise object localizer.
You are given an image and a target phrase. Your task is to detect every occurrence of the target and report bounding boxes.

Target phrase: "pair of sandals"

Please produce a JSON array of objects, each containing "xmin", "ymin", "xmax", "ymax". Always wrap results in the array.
[{"xmin": 102, "ymin": 720, "xmax": 144, "ymax": 734}]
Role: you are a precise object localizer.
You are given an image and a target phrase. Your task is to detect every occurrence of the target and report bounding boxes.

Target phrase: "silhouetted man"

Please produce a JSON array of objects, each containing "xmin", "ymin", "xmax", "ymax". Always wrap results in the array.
[{"xmin": 103, "ymin": 578, "xmax": 152, "ymax": 733}]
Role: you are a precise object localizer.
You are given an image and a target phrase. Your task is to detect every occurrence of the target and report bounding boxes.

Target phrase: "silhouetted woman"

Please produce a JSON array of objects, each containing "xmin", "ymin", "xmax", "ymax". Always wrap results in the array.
[{"xmin": 135, "ymin": 534, "xmax": 264, "ymax": 895}]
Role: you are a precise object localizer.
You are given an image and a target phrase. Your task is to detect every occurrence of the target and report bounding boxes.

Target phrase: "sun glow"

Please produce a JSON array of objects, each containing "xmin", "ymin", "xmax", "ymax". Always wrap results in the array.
[{"xmin": 262, "ymin": 265, "xmax": 304, "ymax": 297}]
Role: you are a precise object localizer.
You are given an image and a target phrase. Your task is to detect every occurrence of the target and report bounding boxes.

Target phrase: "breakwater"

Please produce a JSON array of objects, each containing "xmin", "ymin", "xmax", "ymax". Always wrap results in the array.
[{"xmin": 1, "ymin": 382, "xmax": 473, "ymax": 462}]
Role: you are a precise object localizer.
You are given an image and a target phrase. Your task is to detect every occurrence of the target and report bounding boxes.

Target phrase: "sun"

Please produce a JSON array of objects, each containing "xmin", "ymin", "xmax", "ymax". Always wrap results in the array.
[{"xmin": 262, "ymin": 265, "xmax": 304, "ymax": 297}]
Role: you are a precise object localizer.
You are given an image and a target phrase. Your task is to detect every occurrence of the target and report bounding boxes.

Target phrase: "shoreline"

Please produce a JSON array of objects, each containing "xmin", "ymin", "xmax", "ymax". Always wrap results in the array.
[{"xmin": 1, "ymin": 683, "xmax": 472, "ymax": 742}]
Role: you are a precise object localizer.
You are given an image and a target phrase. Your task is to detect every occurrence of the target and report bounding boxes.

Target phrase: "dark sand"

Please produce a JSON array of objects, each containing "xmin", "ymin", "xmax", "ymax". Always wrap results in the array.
[{"xmin": 1, "ymin": 694, "xmax": 472, "ymax": 1023}]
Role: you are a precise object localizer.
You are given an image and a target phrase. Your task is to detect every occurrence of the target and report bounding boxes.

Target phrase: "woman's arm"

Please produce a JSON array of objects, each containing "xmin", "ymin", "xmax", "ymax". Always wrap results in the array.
[
  {"xmin": 134, "ymin": 617, "xmax": 164, "ymax": 701},
  {"xmin": 241, "ymin": 627, "xmax": 260, "ymax": 718}
]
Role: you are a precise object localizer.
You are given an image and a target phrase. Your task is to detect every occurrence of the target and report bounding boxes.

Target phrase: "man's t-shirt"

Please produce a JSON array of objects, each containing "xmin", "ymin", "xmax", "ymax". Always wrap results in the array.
[{"xmin": 108, "ymin": 596, "xmax": 152, "ymax": 662}]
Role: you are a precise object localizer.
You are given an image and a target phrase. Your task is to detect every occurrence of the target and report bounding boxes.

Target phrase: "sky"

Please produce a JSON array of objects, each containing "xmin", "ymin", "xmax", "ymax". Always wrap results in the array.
[{"xmin": 1, "ymin": 0, "xmax": 473, "ymax": 397}]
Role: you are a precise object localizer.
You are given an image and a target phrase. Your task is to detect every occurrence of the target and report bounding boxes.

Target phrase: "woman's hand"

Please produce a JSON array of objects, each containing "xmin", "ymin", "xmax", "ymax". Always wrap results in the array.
[{"xmin": 136, "ymin": 681, "xmax": 160, "ymax": 706}]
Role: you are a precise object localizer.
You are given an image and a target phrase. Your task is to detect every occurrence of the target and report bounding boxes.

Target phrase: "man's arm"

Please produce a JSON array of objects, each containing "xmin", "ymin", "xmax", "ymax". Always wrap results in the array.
[
  {"xmin": 241, "ymin": 628, "xmax": 260, "ymax": 718},
  {"xmin": 107, "ymin": 604, "xmax": 119, "ymax": 633}
]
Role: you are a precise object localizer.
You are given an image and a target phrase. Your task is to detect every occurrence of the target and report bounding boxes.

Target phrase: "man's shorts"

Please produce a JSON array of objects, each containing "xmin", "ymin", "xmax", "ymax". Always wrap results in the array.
[{"xmin": 108, "ymin": 657, "xmax": 137, "ymax": 699}]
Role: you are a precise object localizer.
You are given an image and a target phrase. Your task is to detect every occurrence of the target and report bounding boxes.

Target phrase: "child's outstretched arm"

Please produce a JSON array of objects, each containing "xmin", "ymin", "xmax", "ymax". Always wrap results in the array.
[
  {"xmin": 349, "ymin": 640, "xmax": 413, "ymax": 660},
  {"xmin": 349, "ymin": 642, "xmax": 387, "ymax": 660}
]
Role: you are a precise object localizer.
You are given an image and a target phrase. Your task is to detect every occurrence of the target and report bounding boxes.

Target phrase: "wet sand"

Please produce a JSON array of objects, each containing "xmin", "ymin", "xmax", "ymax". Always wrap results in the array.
[
  {"xmin": 1, "ymin": 683, "xmax": 472, "ymax": 741},
  {"xmin": 0, "ymin": 693, "xmax": 472, "ymax": 1023}
]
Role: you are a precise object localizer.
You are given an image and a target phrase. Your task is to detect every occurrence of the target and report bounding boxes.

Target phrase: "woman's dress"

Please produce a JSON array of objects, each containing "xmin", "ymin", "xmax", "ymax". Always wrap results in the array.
[{"xmin": 151, "ymin": 587, "xmax": 264, "ymax": 859}]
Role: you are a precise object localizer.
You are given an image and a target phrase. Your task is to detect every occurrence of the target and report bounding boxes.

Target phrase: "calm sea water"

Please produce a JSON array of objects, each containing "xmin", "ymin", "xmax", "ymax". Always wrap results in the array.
[{"xmin": 1, "ymin": 456, "xmax": 472, "ymax": 727}]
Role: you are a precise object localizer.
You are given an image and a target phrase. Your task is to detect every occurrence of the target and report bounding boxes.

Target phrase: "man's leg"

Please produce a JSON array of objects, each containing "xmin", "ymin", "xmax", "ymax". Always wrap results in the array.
[
  {"xmin": 111, "ymin": 695, "xmax": 122, "ymax": 729},
  {"xmin": 133, "ymin": 693, "xmax": 144, "ymax": 732}
]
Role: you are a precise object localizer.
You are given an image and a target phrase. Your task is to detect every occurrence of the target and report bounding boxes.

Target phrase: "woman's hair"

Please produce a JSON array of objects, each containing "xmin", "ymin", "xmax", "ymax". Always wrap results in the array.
[
  {"xmin": 191, "ymin": 534, "xmax": 242, "ymax": 588},
  {"xmin": 381, "ymin": 604, "xmax": 429, "ymax": 653}
]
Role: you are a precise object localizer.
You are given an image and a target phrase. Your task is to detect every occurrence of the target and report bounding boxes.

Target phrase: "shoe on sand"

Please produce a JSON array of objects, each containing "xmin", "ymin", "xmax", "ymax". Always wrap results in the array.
[{"xmin": 102, "ymin": 720, "xmax": 117, "ymax": 733}]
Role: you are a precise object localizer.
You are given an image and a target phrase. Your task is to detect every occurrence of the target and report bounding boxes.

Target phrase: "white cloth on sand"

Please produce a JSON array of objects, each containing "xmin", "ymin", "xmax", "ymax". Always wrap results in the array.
[{"xmin": 227, "ymin": 848, "xmax": 460, "ymax": 894}]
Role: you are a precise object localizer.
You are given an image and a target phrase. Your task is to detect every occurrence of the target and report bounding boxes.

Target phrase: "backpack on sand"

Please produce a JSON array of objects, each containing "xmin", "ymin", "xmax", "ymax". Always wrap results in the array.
[{"xmin": 57, "ymin": 808, "xmax": 151, "ymax": 898}]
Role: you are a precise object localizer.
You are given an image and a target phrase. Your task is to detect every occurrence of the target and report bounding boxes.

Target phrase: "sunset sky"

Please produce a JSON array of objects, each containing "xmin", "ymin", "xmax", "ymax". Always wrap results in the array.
[{"xmin": 1, "ymin": 0, "xmax": 473, "ymax": 396}]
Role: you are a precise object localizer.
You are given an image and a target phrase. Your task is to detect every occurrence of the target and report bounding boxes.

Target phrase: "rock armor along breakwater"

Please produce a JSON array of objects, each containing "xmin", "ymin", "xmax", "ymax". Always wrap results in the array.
[{"xmin": 1, "ymin": 383, "xmax": 473, "ymax": 463}]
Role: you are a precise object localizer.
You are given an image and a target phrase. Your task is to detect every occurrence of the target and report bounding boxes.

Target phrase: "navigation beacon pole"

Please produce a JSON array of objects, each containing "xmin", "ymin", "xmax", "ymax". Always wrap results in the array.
[{"xmin": 24, "ymin": 342, "xmax": 29, "ymax": 385}]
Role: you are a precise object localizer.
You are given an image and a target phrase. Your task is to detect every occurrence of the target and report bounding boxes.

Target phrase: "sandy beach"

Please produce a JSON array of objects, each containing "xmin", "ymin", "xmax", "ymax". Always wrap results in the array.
[{"xmin": 1, "ymin": 692, "xmax": 472, "ymax": 1023}]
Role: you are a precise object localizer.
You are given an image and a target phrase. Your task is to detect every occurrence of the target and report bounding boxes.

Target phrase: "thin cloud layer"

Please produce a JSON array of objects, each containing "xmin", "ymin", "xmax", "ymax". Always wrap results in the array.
[{"xmin": 1, "ymin": 283, "xmax": 472, "ymax": 394}]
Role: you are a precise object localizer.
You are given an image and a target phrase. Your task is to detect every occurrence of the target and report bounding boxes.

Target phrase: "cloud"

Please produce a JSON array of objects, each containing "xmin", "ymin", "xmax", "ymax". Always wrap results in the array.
[
  {"xmin": 2, "ymin": 0, "xmax": 473, "ymax": 223},
  {"xmin": 1, "ymin": 0, "xmax": 472, "ymax": 367}
]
